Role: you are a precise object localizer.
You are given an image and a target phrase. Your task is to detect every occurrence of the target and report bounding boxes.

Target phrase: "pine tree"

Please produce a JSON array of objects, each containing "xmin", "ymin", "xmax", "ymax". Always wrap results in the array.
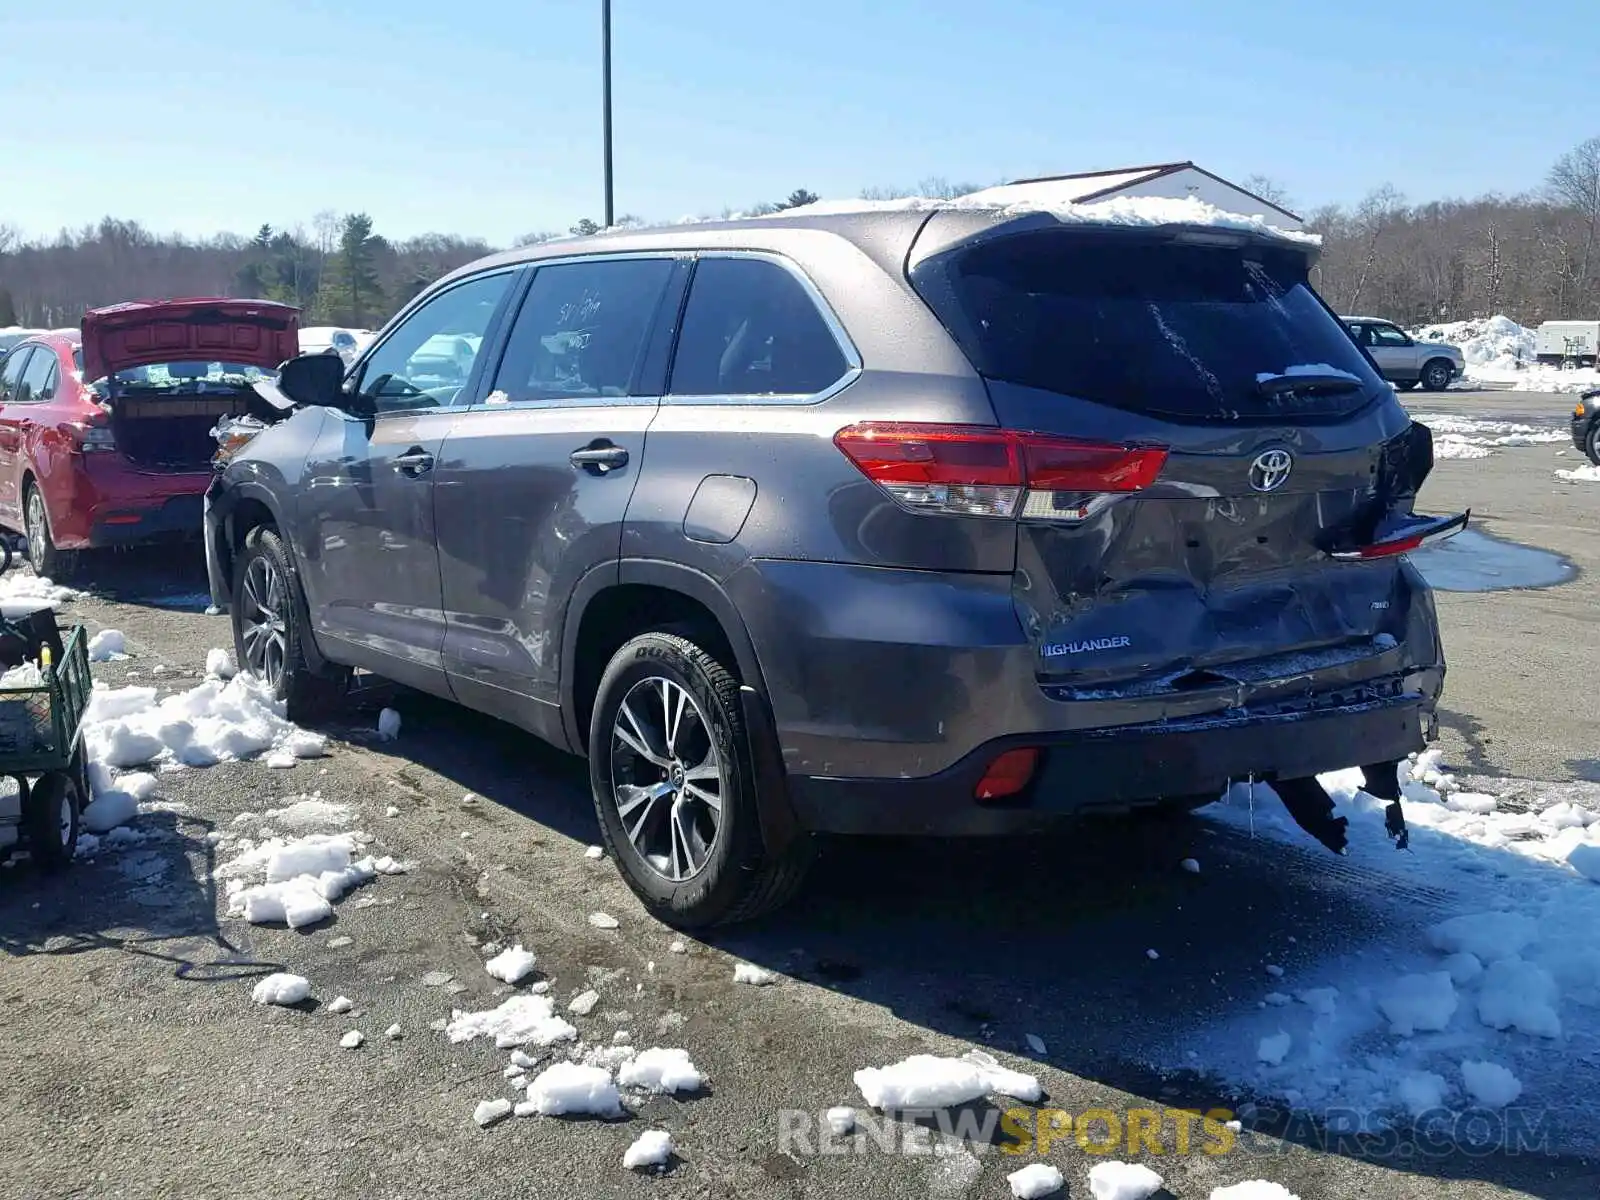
[
  {"xmin": 778, "ymin": 188, "xmax": 820, "ymax": 210},
  {"xmin": 317, "ymin": 213, "xmax": 384, "ymax": 325},
  {"xmin": 570, "ymin": 218, "xmax": 602, "ymax": 236}
]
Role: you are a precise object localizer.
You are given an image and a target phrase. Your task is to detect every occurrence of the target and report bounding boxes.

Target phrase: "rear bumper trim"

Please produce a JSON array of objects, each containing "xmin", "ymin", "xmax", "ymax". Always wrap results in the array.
[{"xmin": 787, "ymin": 684, "xmax": 1427, "ymax": 837}]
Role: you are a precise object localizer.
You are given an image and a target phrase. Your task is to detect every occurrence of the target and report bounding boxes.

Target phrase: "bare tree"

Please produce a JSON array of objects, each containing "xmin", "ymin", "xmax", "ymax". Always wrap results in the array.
[
  {"xmin": 1546, "ymin": 136, "xmax": 1600, "ymax": 309},
  {"xmin": 1242, "ymin": 174, "xmax": 1296, "ymax": 213}
]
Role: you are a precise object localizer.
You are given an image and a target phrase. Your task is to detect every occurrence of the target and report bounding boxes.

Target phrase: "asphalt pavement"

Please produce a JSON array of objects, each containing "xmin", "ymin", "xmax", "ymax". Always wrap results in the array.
[{"xmin": 3, "ymin": 391, "xmax": 1597, "ymax": 1200}]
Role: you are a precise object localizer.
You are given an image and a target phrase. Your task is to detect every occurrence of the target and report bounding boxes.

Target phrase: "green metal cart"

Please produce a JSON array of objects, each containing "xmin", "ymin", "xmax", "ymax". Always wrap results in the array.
[{"xmin": 0, "ymin": 620, "xmax": 93, "ymax": 868}]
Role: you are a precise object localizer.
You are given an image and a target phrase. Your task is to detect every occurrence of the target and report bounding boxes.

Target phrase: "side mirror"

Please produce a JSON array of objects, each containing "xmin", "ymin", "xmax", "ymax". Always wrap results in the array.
[{"xmin": 277, "ymin": 353, "xmax": 347, "ymax": 408}]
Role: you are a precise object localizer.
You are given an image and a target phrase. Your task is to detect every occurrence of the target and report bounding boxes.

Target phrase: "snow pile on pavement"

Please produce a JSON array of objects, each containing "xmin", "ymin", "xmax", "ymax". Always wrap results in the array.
[
  {"xmin": 83, "ymin": 673, "xmax": 326, "ymax": 770},
  {"xmin": 1172, "ymin": 748, "xmax": 1600, "ymax": 1132},
  {"xmin": 484, "ymin": 944, "xmax": 538, "ymax": 984},
  {"xmin": 522, "ymin": 1062, "xmax": 623, "ymax": 1117},
  {"xmin": 1088, "ymin": 1161, "xmax": 1163, "ymax": 1200},
  {"xmin": 854, "ymin": 1051, "xmax": 1040, "ymax": 1109},
  {"xmin": 444, "ymin": 995, "xmax": 578, "ymax": 1049},
  {"xmin": 622, "ymin": 1129, "xmax": 673, "ymax": 1170},
  {"xmin": 616, "ymin": 1047, "xmax": 703, "ymax": 1094},
  {"xmin": 1007, "ymin": 1162, "xmax": 1065, "ymax": 1198},
  {"xmin": 1209, "ymin": 1184, "xmax": 1300, "ymax": 1200},
  {"xmin": 251, "ymin": 973, "xmax": 310, "ymax": 1006},
  {"xmin": 0, "ymin": 569, "xmax": 77, "ymax": 605},
  {"xmin": 1411, "ymin": 413, "xmax": 1567, "ymax": 460},
  {"xmin": 219, "ymin": 832, "xmax": 379, "ymax": 928},
  {"xmin": 1556, "ymin": 463, "xmax": 1600, "ymax": 483},
  {"xmin": 1413, "ymin": 315, "xmax": 1533, "ymax": 370},
  {"xmin": 473, "ymin": 1098, "xmax": 512, "ymax": 1127},
  {"xmin": 1411, "ymin": 315, "xmax": 1600, "ymax": 392},
  {"xmin": 733, "ymin": 962, "xmax": 778, "ymax": 986},
  {"xmin": 88, "ymin": 629, "xmax": 127, "ymax": 661}
]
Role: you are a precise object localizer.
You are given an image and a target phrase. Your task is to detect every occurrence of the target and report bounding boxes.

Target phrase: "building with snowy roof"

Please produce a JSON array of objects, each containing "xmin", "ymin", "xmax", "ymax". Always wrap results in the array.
[{"xmin": 963, "ymin": 162, "xmax": 1303, "ymax": 231}]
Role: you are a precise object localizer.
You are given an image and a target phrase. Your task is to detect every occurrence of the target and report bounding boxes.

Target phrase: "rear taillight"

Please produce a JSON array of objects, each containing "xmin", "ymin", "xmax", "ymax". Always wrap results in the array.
[
  {"xmin": 975, "ymin": 747, "xmax": 1040, "ymax": 801},
  {"xmin": 833, "ymin": 422, "xmax": 1167, "ymax": 520}
]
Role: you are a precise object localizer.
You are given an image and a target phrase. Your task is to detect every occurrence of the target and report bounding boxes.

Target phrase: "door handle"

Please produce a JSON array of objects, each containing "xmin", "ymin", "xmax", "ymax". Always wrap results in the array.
[
  {"xmin": 569, "ymin": 443, "xmax": 629, "ymax": 474},
  {"xmin": 392, "ymin": 449, "xmax": 435, "ymax": 476}
]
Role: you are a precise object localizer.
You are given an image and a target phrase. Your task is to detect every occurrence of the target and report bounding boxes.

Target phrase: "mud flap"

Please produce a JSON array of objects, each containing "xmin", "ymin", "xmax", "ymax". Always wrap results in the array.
[
  {"xmin": 1361, "ymin": 760, "xmax": 1410, "ymax": 851},
  {"xmin": 1273, "ymin": 776, "xmax": 1350, "ymax": 855}
]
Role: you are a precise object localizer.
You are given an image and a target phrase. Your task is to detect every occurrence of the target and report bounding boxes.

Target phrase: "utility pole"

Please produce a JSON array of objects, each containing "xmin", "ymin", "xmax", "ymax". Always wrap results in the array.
[{"xmin": 602, "ymin": 0, "xmax": 614, "ymax": 228}]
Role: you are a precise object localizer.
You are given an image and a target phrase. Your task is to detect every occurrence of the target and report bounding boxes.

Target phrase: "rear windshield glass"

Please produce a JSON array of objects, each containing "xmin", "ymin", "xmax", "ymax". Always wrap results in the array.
[{"xmin": 910, "ymin": 233, "xmax": 1384, "ymax": 422}]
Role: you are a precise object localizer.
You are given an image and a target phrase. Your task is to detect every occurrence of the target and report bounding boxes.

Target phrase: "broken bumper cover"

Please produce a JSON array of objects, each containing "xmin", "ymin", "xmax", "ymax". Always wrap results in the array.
[{"xmin": 786, "ymin": 673, "xmax": 1431, "ymax": 837}]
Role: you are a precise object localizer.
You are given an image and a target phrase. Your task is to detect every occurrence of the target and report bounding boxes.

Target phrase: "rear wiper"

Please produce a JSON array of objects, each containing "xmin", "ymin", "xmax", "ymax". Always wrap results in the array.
[{"xmin": 1254, "ymin": 371, "xmax": 1363, "ymax": 397}]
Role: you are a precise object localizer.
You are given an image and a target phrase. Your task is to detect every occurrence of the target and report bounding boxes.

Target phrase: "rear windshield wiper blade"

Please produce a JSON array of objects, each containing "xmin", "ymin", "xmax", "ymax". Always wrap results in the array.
[{"xmin": 1254, "ymin": 371, "xmax": 1363, "ymax": 397}]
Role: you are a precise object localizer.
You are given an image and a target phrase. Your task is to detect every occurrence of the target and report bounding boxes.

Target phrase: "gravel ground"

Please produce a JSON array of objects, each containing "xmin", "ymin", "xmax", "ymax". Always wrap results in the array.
[{"xmin": 2, "ymin": 393, "xmax": 1597, "ymax": 1200}]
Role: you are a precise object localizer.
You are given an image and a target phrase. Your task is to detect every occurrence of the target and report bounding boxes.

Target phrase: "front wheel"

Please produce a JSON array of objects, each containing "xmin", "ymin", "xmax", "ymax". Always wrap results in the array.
[
  {"xmin": 589, "ymin": 632, "xmax": 810, "ymax": 927},
  {"xmin": 1587, "ymin": 422, "xmax": 1600, "ymax": 467},
  {"xmin": 1421, "ymin": 360, "xmax": 1454, "ymax": 392},
  {"xmin": 231, "ymin": 526, "xmax": 346, "ymax": 720}
]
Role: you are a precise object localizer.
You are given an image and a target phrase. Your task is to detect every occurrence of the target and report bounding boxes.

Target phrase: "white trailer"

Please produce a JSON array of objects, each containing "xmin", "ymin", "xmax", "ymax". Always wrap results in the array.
[{"xmin": 1535, "ymin": 320, "xmax": 1600, "ymax": 367}]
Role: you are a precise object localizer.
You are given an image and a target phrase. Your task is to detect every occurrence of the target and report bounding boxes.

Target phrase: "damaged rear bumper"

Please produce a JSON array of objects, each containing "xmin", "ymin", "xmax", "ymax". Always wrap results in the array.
[{"xmin": 786, "ymin": 673, "xmax": 1431, "ymax": 837}]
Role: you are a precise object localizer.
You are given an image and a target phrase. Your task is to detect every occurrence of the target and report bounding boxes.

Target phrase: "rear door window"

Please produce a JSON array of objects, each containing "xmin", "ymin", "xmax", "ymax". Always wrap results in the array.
[
  {"xmin": 0, "ymin": 348, "xmax": 34, "ymax": 403},
  {"xmin": 17, "ymin": 349, "xmax": 57, "ymax": 403},
  {"xmin": 490, "ymin": 257, "xmax": 675, "ymax": 402},
  {"xmin": 911, "ymin": 233, "xmax": 1385, "ymax": 422},
  {"xmin": 668, "ymin": 257, "xmax": 849, "ymax": 398}
]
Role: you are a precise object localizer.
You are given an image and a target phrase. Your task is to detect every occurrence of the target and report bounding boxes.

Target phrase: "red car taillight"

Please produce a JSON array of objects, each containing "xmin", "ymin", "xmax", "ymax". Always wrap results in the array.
[
  {"xmin": 74, "ymin": 419, "xmax": 117, "ymax": 453},
  {"xmin": 833, "ymin": 422, "xmax": 1167, "ymax": 519}
]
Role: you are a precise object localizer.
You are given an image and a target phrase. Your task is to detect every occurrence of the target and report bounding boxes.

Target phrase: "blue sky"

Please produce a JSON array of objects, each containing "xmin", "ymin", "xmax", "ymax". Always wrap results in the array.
[{"xmin": 2, "ymin": 0, "xmax": 1591, "ymax": 246}]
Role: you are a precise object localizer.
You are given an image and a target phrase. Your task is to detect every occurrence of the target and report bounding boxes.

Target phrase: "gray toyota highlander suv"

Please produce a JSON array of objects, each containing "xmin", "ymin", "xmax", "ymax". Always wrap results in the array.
[{"xmin": 204, "ymin": 203, "xmax": 1467, "ymax": 926}]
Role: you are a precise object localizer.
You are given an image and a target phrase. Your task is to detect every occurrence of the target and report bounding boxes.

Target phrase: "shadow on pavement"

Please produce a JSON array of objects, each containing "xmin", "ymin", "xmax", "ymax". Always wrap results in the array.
[{"xmin": 0, "ymin": 808, "xmax": 281, "ymax": 983}]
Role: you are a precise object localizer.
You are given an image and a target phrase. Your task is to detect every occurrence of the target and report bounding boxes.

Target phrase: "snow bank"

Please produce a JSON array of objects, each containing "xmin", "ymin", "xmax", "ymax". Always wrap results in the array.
[
  {"xmin": 854, "ymin": 1051, "xmax": 1040, "ymax": 1109},
  {"xmin": 83, "ymin": 674, "xmax": 326, "ymax": 770},
  {"xmin": 523, "ymin": 1062, "xmax": 622, "ymax": 1117},
  {"xmin": 623, "ymin": 1129, "xmax": 673, "ymax": 1170},
  {"xmin": 444, "ymin": 995, "xmax": 578, "ymax": 1049},
  {"xmin": 1007, "ymin": 1162, "xmax": 1065, "ymax": 1198},
  {"xmin": 0, "ymin": 570, "xmax": 77, "ymax": 605},
  {"xmin": 251, "ymin": 973, "xmax": 310, "ymax": 1006},
  {"xmin": 616, "ymin": 1047, "xmax": 703, "ymax": 1094},
  {"xmin": 1411, "ymin": 316, "xmax": 1600, "ymax": 392},
  {"xmin": 1088, "ymin": 1161, "xmax": 1163, "ymax": 1200},
  {"xmin": 1171, "ymin": 747, "xmax": 1600, "ymax": 1135}
]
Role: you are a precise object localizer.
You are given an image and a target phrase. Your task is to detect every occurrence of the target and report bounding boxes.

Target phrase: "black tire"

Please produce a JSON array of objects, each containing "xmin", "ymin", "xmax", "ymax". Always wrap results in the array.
[
  {"xmin": 1421, "ymin": 359, "xmax": 1453, "ymax": 392},
  {"xmin": 588, "ymin": 631, "xmax": 810, "ymax": 928},
  {"xmin": 231, "ymin": 526, "xmax": 346, "ymax": 721},
  {"xmin": 1588, "ymin": 421, "xmax": 1600, "ymax": 468},
  {"xmin": 24, "ymin": 483, "xmax": 75, "ymax": 582},
  {"xmin": 24, "ymin": 772, "xmax": 80, "ymax": 869}
]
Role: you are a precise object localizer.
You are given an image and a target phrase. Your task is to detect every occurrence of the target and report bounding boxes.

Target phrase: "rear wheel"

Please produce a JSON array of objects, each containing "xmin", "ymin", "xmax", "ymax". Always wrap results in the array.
[
  {"xmin": 24, "ymin": 484, "xmax": 74, "ymax": 582},
  {"xmin": 589, "ymin": 631, "xmax": 810, "ymax": 927},
  {"xmin": 231, "ymin": 526, "xmax": 346, "ymax": 720},
  {"xmin": 1421, "ymin": 359, "xmax": 1453, "ymax": 391},
  {"xmin": 24, "ymin": 772, "xmax": 80, "ymax": 869}
]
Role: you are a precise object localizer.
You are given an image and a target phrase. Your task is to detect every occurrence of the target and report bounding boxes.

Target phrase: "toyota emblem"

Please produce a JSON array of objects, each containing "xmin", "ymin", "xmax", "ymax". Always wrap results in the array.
[{"xmin": 1248, "ymin": 448, "xmax": 1293, "ymax": 493}]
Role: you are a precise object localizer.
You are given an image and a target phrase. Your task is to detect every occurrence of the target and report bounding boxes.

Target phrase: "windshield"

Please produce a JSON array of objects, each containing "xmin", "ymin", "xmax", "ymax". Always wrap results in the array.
[
  {"xmin": 92, "ymin": 360, "xmax": 275, "ymax": 394},
  {"xmin": 911, "ymin": 232, "xmax": 1384, "ymax": 422}
]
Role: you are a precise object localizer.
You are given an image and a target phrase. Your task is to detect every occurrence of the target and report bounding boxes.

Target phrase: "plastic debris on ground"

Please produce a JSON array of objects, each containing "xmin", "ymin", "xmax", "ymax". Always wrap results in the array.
[
  {"xmin": 587, "ymin": 912, "xmax": 619, "ymax": 930},
  {"xmin": 377, "ymin": 708, "xmax": 401, "ymax": 740}
]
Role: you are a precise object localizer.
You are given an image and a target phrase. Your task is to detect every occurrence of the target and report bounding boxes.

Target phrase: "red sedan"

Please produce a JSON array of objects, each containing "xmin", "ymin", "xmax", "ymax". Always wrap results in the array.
[{"xmin": 0, "ymin": 298, "xmax": 299, "ymax": 579}]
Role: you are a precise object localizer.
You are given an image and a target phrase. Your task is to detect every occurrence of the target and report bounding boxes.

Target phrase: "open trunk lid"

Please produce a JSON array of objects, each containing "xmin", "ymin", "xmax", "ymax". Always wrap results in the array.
[
  {"xmin": 81, "ymin": 297, "xmax": 299, "ymax": 382},
  {"xmin": 905, "ymin": 215, "xmax": 1463, "ymax": 689}
]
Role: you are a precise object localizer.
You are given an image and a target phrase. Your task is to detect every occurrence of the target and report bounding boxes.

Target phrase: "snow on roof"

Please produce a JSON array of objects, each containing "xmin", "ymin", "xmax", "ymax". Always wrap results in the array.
[{"xmin": 763, "ymin": 193, "xmax": 1319, "ymax": 245}]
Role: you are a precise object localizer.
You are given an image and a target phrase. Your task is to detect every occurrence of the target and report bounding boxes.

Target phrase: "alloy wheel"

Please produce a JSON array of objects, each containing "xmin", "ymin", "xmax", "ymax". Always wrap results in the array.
[
  {"xmin": 26, "ymin": 491, "xmax": 47, "ymax": 573},
  {"xmin": 239, "ymin": 555, "xmax": 289, "ymax": 688},
  {"xmin": 608, "ymin": 676, "xmax": 724, "ymax": 882}
]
